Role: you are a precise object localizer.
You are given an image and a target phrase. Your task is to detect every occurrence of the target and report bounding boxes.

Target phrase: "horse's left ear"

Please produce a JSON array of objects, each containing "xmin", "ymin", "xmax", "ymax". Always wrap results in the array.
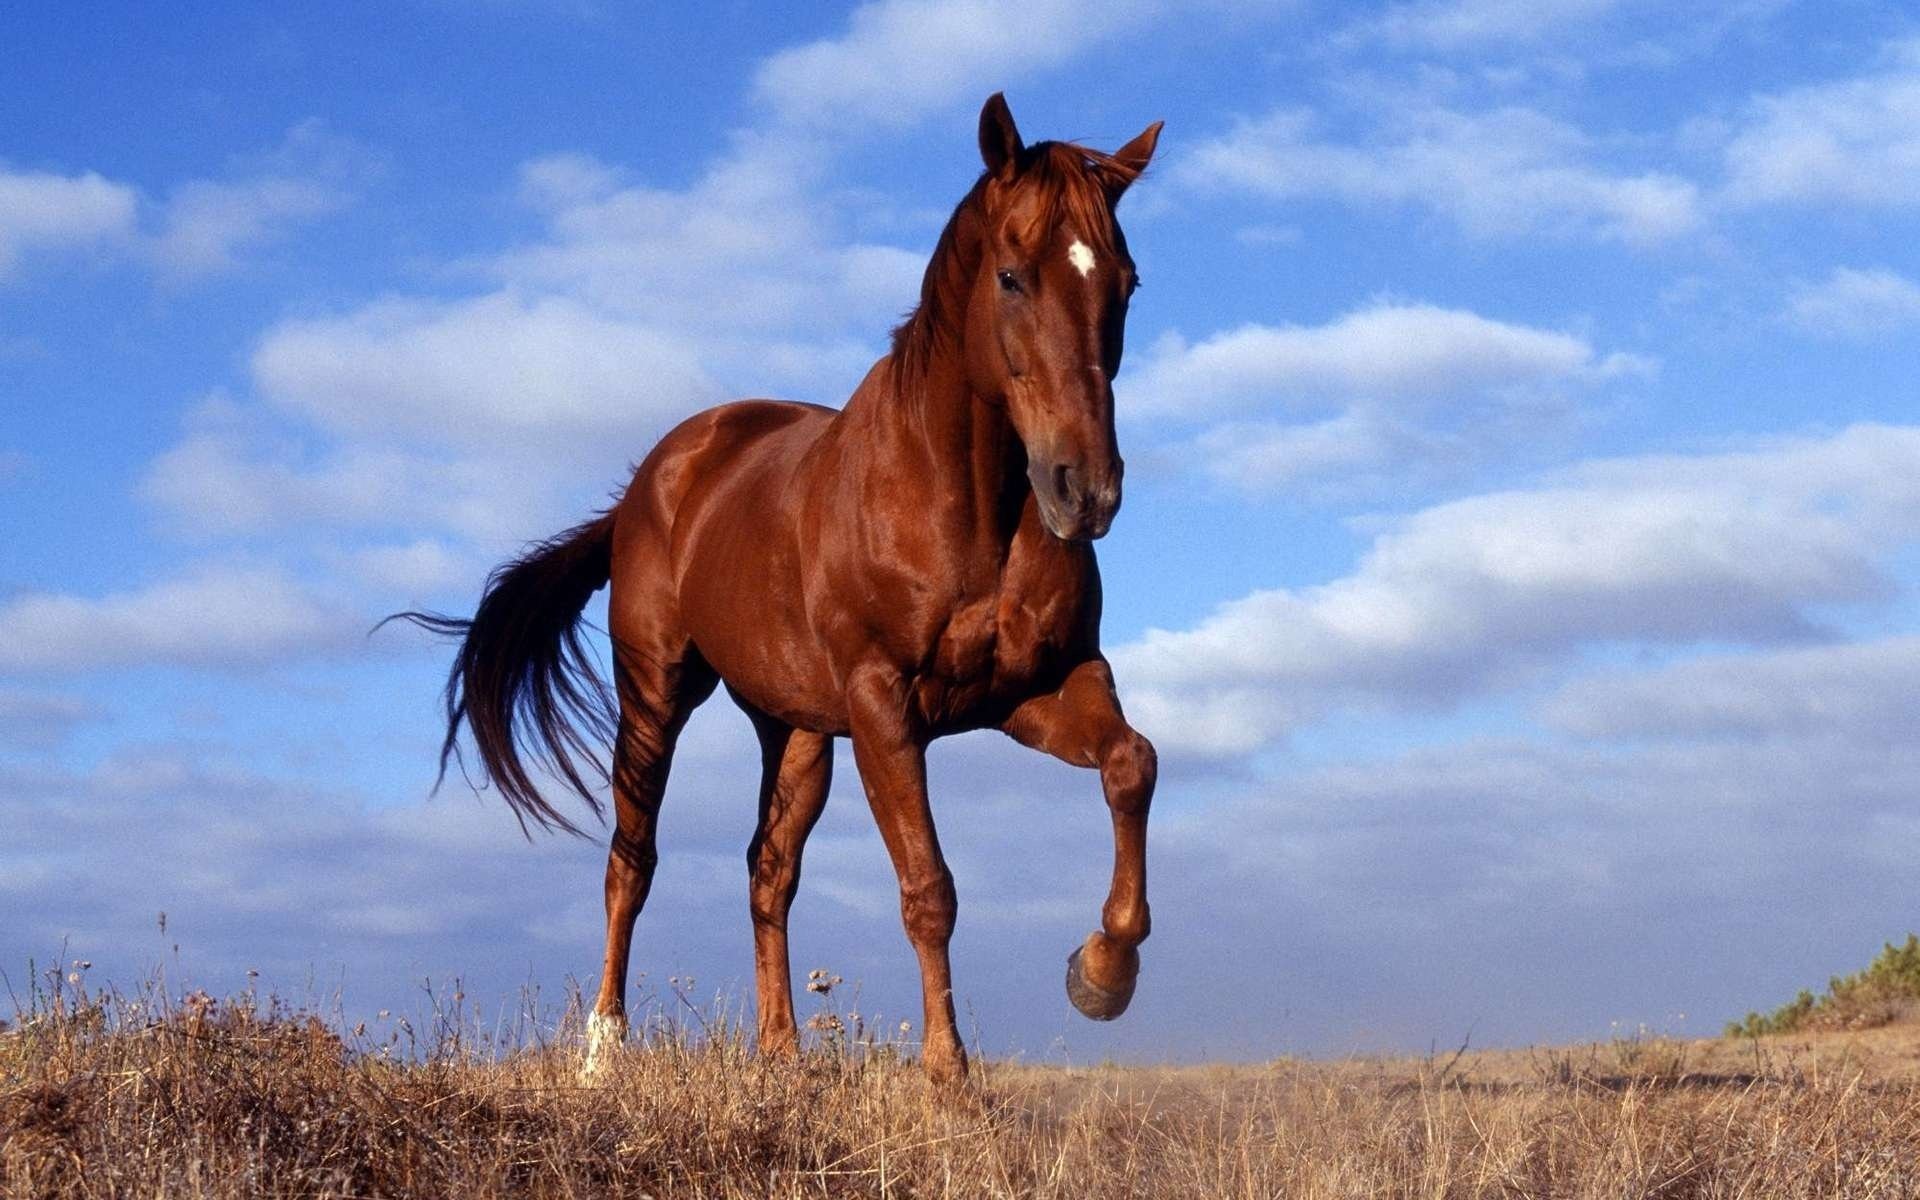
[
  {"xmin": 979, "ymin": 92, "xmax": 1025, "ymax": 182},
  {"xmin": 1108, "ymin": 120, "xmax": 1164, "ymax": 197}
]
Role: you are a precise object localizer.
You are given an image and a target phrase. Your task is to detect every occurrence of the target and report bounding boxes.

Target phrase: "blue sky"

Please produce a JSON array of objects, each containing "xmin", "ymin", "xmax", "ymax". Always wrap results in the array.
[{"xmin": 5, "ymin": 0, "xmax": 1920, "ymax": 1062}]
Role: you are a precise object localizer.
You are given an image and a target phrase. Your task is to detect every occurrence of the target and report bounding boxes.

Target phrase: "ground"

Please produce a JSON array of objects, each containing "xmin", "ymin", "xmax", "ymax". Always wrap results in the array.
[{"xmin": 6, "ymin": 977, "xmax": 1920, "ymax": 1197}]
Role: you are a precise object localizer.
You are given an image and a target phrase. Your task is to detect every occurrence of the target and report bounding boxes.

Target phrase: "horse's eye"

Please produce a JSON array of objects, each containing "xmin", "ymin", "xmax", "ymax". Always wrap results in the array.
[{"xmin": 996, "ymin": 268, "xmax": 1022, "ymax": 293}]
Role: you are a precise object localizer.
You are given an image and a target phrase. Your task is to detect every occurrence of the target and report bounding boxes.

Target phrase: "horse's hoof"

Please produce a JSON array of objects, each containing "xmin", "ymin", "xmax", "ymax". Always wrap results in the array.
[
  {"xmin": 1065, "ymin": 938, "xmax": 1137, "ymax": 1021},
  {"xmin": 582, "ymin": 1010, "xmax": 628, "ymax": 1081}
]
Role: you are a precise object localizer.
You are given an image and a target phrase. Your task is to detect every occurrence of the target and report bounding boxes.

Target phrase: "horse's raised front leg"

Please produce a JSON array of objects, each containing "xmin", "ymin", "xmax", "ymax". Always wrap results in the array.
[
  {"xmin": 585, "ymin": 651, "xmax": 715, "ymax": 1077},
  {"xmin": 743, "ymin": 712, "xmax": 833, "ymax": 1057},
  {"xmin": 1002, "ymin": 657, "xmax": 1157, "ymax": 1021},
  {"xmin": 846, "ymin": 664, "xmax": 967, "ymax": 1084}
]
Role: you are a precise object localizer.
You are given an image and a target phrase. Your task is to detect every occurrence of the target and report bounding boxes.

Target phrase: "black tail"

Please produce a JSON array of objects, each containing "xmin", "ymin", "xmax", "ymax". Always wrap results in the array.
[{"xmin": 386, "ymin": 513, "xmax": 617, "ymax": 836}]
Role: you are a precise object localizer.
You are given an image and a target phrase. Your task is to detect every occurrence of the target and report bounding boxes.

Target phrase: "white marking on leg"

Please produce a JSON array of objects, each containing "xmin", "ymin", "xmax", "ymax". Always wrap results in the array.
[
  {"xmin": 582, "ymin": 1010, "xmax": 628, "ymax": 1080},
  {"xmin": 1067, "ymin": 239, "xmax": 1096, "ymax": 278}
]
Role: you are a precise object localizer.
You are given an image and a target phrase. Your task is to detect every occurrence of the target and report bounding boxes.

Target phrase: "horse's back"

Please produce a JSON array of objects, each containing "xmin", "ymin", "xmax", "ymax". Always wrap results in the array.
[{"xmin": 621, "ymin": 398, "xmax": 830, "ymax": 518}]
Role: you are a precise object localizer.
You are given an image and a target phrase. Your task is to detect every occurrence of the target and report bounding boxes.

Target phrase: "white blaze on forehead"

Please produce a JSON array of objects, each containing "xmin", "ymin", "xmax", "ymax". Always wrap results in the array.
[{"xmin": 1067, "ymin": 239, "xmax": 1096, "ymax": 278}]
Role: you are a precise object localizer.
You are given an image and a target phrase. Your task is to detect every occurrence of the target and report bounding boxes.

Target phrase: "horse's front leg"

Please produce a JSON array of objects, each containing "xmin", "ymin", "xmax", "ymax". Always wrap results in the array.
[
  {"xmin": 1003, "ymin": 657, "xmax": 1157, "ymax": 1020},
  {"xmin": 846, "ymin": 664, "xmax": 967, "ymax": 1084}
]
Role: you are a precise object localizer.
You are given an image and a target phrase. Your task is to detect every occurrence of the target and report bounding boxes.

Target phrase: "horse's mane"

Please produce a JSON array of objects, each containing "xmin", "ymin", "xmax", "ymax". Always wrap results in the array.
[{"xmin": 889, "ymin": 141, "xmax": 1143, "ymax": 389}]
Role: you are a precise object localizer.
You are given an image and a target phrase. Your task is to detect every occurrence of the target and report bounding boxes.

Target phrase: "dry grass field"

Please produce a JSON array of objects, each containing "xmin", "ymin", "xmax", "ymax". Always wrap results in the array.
[{"xmin": 7, "ymin": 967, "xmax": 1920, "ymax": 1198}]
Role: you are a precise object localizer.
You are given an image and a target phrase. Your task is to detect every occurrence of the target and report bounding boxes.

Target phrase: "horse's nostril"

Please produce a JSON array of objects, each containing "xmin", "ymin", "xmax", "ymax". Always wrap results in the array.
[{"xmin": 1052, "ymin": 462, "xmax": 1074, "ymax": 504}]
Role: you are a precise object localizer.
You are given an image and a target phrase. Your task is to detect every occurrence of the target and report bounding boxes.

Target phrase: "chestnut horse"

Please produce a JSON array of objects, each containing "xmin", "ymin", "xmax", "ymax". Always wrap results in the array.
[{"xmin": 401, "ymin": 94, "xmax": 1162, "ymax": 1083}]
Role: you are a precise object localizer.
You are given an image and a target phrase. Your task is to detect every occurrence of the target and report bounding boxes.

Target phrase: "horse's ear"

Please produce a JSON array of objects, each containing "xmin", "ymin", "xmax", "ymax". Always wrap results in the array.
[
  {"xmin": 1107, "ymin": 120, "xmax": 1164, "ymax": 197},
  {"xmin": 979, "ymin": 92, "xmax": 1024, "ymax": 182}
]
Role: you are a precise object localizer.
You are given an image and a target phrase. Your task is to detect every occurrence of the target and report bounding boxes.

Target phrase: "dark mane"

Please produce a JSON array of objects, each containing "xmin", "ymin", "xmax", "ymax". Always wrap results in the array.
[{"xmin": 889, "ymin": 140, "xmax": 1144, "ymax": 388}]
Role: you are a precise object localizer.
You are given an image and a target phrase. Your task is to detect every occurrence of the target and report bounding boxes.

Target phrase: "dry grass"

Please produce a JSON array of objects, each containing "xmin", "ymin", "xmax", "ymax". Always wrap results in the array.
[{"xmin": 7, "ymin": 970, "xmax": 1920, "ymax": 1198}]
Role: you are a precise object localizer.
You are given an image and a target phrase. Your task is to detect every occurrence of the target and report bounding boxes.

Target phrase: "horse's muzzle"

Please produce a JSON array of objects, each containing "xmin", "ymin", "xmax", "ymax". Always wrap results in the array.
[{"xmin": 1030, "ymin": 457, "xmax": 1122, "ymax": 541}]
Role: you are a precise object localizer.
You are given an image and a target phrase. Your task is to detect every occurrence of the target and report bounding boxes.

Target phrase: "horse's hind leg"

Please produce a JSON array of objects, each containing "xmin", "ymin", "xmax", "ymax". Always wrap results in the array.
[
  {"xmin": 584, "ymin": 642, "xmax": 716, "ymax": 1075},
  {"xmin": 740, "ymin": 704, "xmax": 833, "ymax": 1057},
  {"xmin": 1002, "ymin": 658, "xmax": 1157, "ymax": 1021}
]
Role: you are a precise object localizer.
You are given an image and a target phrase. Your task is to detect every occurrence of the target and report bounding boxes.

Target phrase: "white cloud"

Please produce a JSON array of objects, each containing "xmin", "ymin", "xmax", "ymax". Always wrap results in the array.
[
  {"xmin": 198, "ymin": 282, "xmax": 753, "ymax": 545},
  {"xmin": 253, "ymin": 292, "xmax": 721, "ymax": 451},
  {"xmin": 1723, "ymin": 43, "xmax": 1920, "ymax": 207},
  {"xmin": 1128, "ymin": 302, "xmax": 1644, "ymax": 420},
  {"xmin": 1127, "ymin": 303, "xmax": 1649, "ymax": 497},
  {"xmin": 1112, "ymin": 424, "xmax": 1920, "ymax": 756},
  {"xmin": 1, "ymin": 125, "xmax": 366, "ymax": 283},
  {"xmin": 142, "ymin": 427, "xmax": 509, "ymax": 540},
  {"xmin": 1179, "ymin": 105, "xmax": 1702, "ymax": 243},
  {"xmin": 491, "ymin": 146, "xmax": 923, "ymax": 346},
  {"xmin": 139, "ymin": 391, "xmax": 615, "ymax": 548},
  {"xmin": 345, "ymin": 539, "xmax": 479, "ymax": 597},
  {"xmin": 0, "ymin": 566, "xmax": 357, "ymax": 673},
  {"xmin": 1542, "ymin": 636, "xmax": 1920, "ymax": 742},
  {"xmin": 1784, "ymin": 266, "xmax": 1920, "ymax": 338},
  {"xmin": 154, "ymin": 178, "xmax": 343, "ymax": 276},
  {"xmin": 0, "ymin": 166, "xmax": 137, "ymax": 277},
  {"xmin": 753, "ymin": 0, "xmax": 1160, "ymax": 130},
  {"xmin": 150, "ymin": 121, "xmax": 373, "ymax": 277},
  {"xmin": 1186, "ymin": 411, "xmax": 1474, "ymax": 498},
  {"xmin": 146, "ymin": 289, "xmax": 729, "ymax": 544},
  {"xmin": 148, "ymin": 133, "xmax": 931, "ymax": 543}
]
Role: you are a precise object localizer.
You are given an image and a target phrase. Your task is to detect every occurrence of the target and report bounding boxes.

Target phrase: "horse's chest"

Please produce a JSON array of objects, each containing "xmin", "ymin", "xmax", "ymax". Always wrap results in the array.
[{"xmin": 918, "ymin": 562, "xmax": 1091, "ymax": 728}]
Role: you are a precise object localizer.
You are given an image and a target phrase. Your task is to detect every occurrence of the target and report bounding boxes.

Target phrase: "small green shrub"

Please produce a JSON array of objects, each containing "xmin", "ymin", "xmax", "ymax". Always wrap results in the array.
[{"xmin": 1728, "ymin": 934, "xmax": 1920, "ymax": 1037}]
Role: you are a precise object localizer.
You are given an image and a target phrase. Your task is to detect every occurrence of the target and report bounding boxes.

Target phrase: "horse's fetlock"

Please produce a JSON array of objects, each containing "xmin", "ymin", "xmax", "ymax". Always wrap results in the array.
[{"xmin": 1103, "ymin": 901, "xmax": 1151, "ymax": 947}]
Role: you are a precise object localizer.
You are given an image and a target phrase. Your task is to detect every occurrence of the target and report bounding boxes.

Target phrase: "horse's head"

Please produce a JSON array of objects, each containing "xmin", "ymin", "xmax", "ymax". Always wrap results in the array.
[{"xmin": 964, "ymin": 94, "xmax": 1161, "ymax": 542}]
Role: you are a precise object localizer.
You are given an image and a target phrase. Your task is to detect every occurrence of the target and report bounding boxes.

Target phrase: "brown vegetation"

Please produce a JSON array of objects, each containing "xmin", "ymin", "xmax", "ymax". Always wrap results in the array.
[{"xmin": 6, "ymin": 971, "xmax": 1920, "ymax": 1198}]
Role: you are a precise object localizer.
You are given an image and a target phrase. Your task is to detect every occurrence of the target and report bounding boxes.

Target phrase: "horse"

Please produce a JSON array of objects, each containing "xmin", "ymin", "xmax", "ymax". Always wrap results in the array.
[{"xmin": 397, "ymin": 94, "xmax": 1163, "ymax": 1084}]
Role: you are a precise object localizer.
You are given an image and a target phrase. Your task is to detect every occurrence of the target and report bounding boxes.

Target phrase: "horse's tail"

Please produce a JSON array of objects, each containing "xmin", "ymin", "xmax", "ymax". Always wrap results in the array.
[{"xmin": 386, "ymin": 512, "xmax": 618, "ymax": 837}]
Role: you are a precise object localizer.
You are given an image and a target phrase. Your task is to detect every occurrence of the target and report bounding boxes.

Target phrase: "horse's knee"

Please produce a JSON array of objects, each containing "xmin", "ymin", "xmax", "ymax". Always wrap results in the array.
[
  {"xmin": 899, "ymin": 868, "xmax": 957, "ymax": 946},
  {"xmin": 1102, "ymin": 729, "xmax": 1156, "ymax": 815}
]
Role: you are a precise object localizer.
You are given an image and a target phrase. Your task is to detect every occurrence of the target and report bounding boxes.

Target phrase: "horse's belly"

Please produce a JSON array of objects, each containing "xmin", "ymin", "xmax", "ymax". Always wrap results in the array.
[{"xmin": 679, "ymin": 537, "xmax": 847, "ymax": 732}]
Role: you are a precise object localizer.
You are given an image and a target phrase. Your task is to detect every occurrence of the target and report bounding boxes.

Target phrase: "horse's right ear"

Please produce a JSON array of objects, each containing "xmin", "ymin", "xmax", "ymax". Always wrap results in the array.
[{"xmin": 979, "ymin": 92, "xmax": 1024, "ymax": 182}]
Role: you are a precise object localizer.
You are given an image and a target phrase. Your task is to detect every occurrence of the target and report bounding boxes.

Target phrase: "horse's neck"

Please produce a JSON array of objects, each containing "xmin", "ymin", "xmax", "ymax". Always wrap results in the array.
[
  {"xmin": 846, "ymin": 354, "xmax": 1028, "ymax": 554},
  {"xmin": 837, "ymin": 199, "xmax": 1029, "ymax": 554}
]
